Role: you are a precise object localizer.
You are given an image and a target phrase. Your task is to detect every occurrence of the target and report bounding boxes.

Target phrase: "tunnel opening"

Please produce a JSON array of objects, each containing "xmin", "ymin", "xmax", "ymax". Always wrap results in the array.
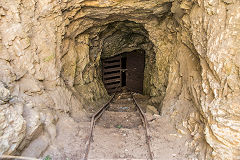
[
  {"xmin": 64, "ymin": 19, "xmax": 157, "ymax": 103},
  {"xmin": 59, "ymin": 19, "xmax": 157, "ymax": 113},
  {"xmin": 102, "ymin": 49, "xmax": 145, "ymax": 95}
]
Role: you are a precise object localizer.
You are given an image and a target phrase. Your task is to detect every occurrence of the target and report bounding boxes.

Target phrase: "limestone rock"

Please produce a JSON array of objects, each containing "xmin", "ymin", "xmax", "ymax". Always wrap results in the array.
[
  {"xmin": 0, "ymin": 105, "xmax": 26, "ymax": 155},
  {"xmin": 21, "ymin": 133, "xmax": 50, "ymax": 158},
  {"xmin": 49, "ymin": 87, "xmax": 72, "ymax": 112},
  {"xmin": 45, "ymin": 123, "xmax": 56, "ymax": 141},
  {"xmin": 0, "ymin": 82, "xmax": 11, "ymax": 104},
  {"xmin": 19, "ymin": 78, "xmax": 43, "ymax": 95},
  {"xmin": 16, "ymin": 102, "xmax": 43, "ymax": 152},
  {"xmin": 22, "ymin": 102, "xmax": 42, "ymax": 140},
  {"xmin": 146, "ymin": 105, "xmax": 159, "ymax": 115}
]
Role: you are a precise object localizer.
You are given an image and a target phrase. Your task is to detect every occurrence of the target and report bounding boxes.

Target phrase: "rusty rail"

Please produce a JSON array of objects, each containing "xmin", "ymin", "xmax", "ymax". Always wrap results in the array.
[
  {"xmin": 84, "ymin": 90, "xmax": 153, "ymax": 160},
  {"xmin": 0, "ymin": 155, "xmax": 40, "ymax": 160},
  {"xmin": 132, "ymin": 93, "xmax": 154, "ymax": 160},
  {"xmin": 84, "ymin": 93, "xmax": 116, "ymax": 160}
]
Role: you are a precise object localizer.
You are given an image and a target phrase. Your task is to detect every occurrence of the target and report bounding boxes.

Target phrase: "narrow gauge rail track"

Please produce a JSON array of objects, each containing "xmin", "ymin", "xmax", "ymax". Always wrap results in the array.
[{"xmin": 84, "ymin": 91, "xmax": 153, "ymax": 160}]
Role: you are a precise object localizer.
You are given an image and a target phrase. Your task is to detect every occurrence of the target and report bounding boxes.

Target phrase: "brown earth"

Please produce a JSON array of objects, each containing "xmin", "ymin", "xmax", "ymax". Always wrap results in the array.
[{"xmin": 42, "ymin": 92, "xmax": 197, "ymax": 160}]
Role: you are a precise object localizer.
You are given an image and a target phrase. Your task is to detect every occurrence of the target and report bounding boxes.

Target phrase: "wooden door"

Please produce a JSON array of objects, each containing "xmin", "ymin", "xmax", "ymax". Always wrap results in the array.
[
  {"xmin": 126, "ymin": 50, "xmax": 145, "ymax": 93},
  {"xmin": 102, "ymin": 55, "xmax": 122, "ymax": 94}
]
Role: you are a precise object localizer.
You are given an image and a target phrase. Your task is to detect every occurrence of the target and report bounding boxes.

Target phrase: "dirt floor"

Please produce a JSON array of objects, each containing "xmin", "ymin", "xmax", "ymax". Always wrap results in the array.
[{"xmin": 43, "ymin": 92, "xmax": 197, "ymax": 160}]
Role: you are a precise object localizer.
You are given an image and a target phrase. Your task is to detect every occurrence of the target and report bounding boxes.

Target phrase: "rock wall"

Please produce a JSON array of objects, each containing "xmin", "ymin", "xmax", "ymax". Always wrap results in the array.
[
  {"xmin": 0, "ymin": 0, "xmax": 87, "ymax": 155},
  {"xmin": 0, "ymin": 0, "xmax": 239, "ymax": 159},
  {"xmin": 161, "ymin": 0, "xmax": 240, "ymax": 159},
  {"xmin": 191, "ymin": 1, "xmax": 240, "ymax": 159}
]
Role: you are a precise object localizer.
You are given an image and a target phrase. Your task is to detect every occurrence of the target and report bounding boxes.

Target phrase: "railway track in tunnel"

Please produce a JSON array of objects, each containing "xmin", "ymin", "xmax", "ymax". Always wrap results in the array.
[{"xmin": 84, "ymin": 89, "xmax": 153, "ymax": 160}]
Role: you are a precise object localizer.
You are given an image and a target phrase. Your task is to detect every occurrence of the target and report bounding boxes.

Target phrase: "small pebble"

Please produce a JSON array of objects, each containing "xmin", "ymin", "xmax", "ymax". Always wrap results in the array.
[{"xmin": 119, "ymin": 154, "xmax": 125, "ymax": 158}]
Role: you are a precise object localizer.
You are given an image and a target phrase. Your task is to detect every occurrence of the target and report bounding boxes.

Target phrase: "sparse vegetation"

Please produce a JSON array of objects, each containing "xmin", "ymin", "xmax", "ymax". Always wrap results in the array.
[{"xmin": 43, "ymin": 155, "xmax": 52, "ymax": 160}]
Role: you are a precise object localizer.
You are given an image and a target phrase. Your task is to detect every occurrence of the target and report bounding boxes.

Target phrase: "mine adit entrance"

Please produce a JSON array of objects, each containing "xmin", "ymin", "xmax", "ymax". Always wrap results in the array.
[{"xmin": 102, "ymin": 49, "xmax": 145, "ymax": 94}]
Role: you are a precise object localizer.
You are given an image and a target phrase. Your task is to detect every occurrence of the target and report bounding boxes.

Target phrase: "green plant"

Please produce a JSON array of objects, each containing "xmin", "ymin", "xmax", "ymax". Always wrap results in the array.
[
  {"xmin": 43, "ymin": 155, "xmax": 52, "ymax": 160},
  {"xmin": 116, "ymin": 124, "xmax": 122, "ymax": 129}
]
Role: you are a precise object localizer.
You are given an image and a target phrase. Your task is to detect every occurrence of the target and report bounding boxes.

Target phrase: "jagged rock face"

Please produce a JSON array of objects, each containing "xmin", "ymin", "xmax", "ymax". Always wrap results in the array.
[
  {"xmin": 0, "ymin": 82, "xmax": 26, "ymax": 155},
  {"xmin": 68, "ymin": 20, "xmax": 156, "ymax": 101},
  {"xmin": 0, "ymin": 0, "xmax": 239, "ymax": 159}
]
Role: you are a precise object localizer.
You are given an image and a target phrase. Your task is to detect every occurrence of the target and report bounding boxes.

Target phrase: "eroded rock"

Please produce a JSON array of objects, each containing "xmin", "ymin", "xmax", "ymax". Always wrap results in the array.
[
  {"xmin": 0, "ymin": 104, "xmax": 26, "ymax": 155},
  {"xmin": 21, "ymin": 132, "xmax": 50, "ymax": 158},
  {"xmin": 146, "ymin": 105, "xmax": 159, "ymax": 115},
  {"xmin": 0, "ymin": 82, "xmax": 10, "ymax": 104}
]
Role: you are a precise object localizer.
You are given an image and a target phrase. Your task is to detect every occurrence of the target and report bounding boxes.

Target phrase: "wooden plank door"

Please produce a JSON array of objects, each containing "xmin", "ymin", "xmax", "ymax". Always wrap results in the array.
[
  {"xmin": 102, "ymin": 55, "xmax": 122, "ymax": 94},
  {"xmin": 126, "ymin": 50, "xmax": 145, "ymax": 93}
]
